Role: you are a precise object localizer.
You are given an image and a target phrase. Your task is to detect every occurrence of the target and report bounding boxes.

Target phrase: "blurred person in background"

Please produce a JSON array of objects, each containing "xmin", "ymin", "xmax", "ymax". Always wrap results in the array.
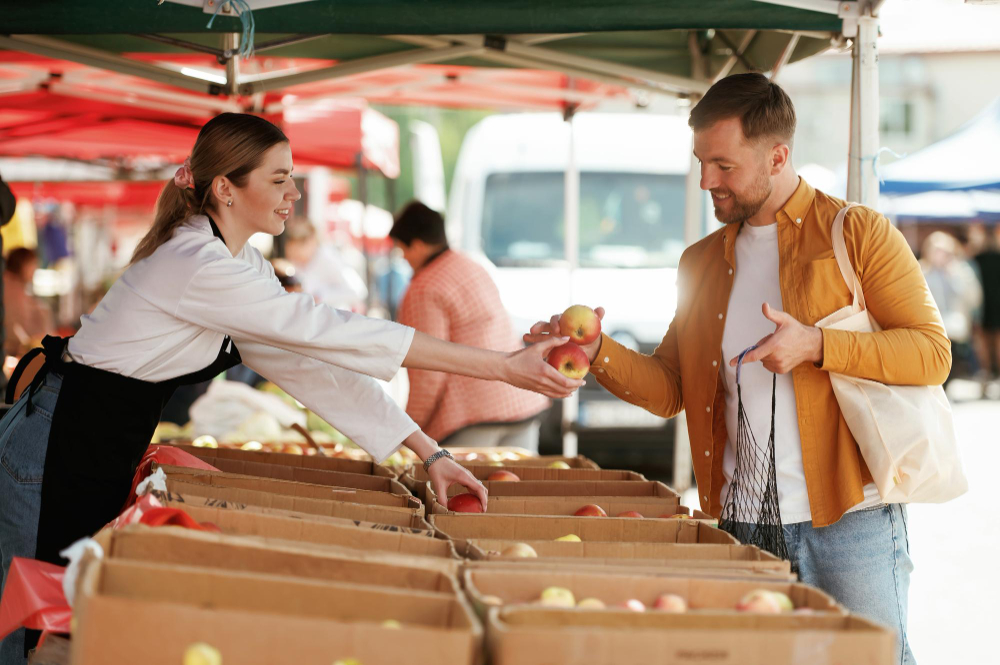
[
  {"xmin": 281, "ymin": 216, "xmax": 367, "ymax": 310},
  {"xmin": 972, "ymin": 225, "xmax": 1000, "ymax": 387},
  {"xmin": 3, "ymin": 248, "xmax": 54, "ymax": 357},
  {"xmin": 390, "ymin": 201, "xmax": 550, "ymax": 453},
  {"xmin": 920, "ymin": 231, "xmax": 982, "ymax": 387},
  {"xmin": 0, "ymin": 173, "xmax": 16, "ymax": 388}
]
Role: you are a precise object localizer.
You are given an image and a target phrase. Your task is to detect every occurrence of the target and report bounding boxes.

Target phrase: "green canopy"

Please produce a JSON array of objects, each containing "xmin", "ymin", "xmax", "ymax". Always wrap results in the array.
[{"xmin": 1, "ymin": 1, "xmax": 849, "ymax": 99}]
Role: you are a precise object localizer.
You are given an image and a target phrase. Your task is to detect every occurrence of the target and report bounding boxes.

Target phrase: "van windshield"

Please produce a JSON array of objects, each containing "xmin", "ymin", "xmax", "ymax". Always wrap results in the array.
[{"xmin": 482, "ymin": 171, "xmax": 687, "ymax": 268}]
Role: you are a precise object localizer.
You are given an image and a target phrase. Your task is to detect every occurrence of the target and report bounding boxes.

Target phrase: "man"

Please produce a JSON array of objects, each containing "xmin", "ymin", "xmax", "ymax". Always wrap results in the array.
[
  {"xmin": 526, "ymin": 73, "xmax": 946, "ymax": 665},
  {"xmin": 3, "ymin": 248, "xmax": 54, "ymax": 357},
  {"xmin": 391, "ymin": 201, "xmax": 549, "ymax": 451},
  {"xmin": 281, "ymin": 216, "xmax": 367, "ymax": 310}
]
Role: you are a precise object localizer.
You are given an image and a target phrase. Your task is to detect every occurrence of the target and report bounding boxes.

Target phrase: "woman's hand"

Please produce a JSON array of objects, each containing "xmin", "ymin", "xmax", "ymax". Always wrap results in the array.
[
  {"xmin": 503, "ymin": 335, "xmax": 584, "ymax": 399},
  {"xmin": 403, "ymin": 430, "xmax": 489, "ymax": 510},
  {"xmin": 427, "ymin": 456, "xmax": 488, "ymax": 510},
  {"xmin": 523, "ymin": 307, "xmax": 606, "ymax": 364}
]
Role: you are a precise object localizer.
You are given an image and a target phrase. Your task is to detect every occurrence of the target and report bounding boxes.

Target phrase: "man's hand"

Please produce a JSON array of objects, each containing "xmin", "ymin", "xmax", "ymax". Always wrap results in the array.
[
  {"xmin": 523, "ymin": 307, "xmax": 606, "ymax": 364},
  {"xmin": 730, "ymin": 303, "xmax": 824, "ymax": 374}
]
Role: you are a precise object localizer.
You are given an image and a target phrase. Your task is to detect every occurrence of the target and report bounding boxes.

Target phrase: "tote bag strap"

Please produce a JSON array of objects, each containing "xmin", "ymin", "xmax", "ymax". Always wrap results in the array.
[{"xmin": 830, "ymin": 204, "xmax": 868, "ymax": 311}]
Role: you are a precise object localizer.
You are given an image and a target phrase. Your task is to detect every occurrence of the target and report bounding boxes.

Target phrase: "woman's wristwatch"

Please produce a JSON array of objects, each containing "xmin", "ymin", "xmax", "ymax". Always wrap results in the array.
[{"xmin": 423, "ymin": 448, "xmax": 454, "ymax": 472}]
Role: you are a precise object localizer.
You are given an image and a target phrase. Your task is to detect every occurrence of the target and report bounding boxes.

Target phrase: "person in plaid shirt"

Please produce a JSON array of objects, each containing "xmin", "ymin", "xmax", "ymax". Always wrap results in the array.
[{"xmin": 391, "ymin": 202, "xmax": 550, "ymax": 452}]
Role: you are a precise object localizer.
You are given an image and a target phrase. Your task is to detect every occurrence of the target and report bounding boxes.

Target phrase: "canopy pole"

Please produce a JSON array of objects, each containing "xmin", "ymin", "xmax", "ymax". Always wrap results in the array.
[
  {"xmin": 224, "ymin": 33, "xmax": 240, "ymax": 96},
  {"xmin": 561, "ymin": 103, "xmax": 580, "ymax": 459},
  {"xmin": 846, "ymin": 14, "xmax": 880, "ymax": 207}
]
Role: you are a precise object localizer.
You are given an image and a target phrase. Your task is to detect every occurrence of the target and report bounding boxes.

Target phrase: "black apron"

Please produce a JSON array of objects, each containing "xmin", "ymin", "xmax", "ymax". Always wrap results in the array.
[{"xmin": 12, "ymin": 216, "xmax": 242, "ymax": 566}]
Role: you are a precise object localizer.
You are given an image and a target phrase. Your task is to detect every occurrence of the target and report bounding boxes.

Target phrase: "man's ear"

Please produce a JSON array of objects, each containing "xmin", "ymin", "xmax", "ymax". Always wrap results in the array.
[{"xmin": 770, "ymin": 143, "xmax": 791, "ymax": 175}]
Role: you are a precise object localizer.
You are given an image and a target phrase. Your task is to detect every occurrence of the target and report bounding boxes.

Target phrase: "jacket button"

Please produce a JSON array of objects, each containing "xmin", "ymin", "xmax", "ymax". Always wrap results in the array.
[
  {"xmin": 796, "ymin": 218, "xmax": 802, "ymax": 224},
  {"xmin": 704, "ymin": 450, "xmax": 711, "ymax": 457},
  {"xmin": 705, "ymin": 406, "xmax": 711, "ymax": 413},
  {"xmin": 718, "ymin": 313, "xmax": 723, "ymax": 320},
  {"xmin": 703, "ymin": 495, "xmax": 708, "ymax": 502},
  {"xmin": 729, "ymin": 268, "xmax": 734, "ymax": 275},
  {"xmin": 712, "ymin": 360, "xmax": 718, "ymax": 367}
]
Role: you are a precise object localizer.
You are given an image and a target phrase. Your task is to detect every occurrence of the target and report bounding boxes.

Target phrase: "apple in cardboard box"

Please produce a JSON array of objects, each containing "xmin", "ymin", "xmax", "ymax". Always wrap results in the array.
[
  {"xmin": 547, "ymin": 342, "xmax": 591, "ymax": 379},
  {"xmin": 574, "ymin": 504, "xmax": 608, "ymax": 517},
  {"xmin": 540, "ymin": 587, "xmax": 576, "ymax": 608},
  {"xmin": 658, "ymin": 513, "xmax": 692, "ymax": 519},
  {"xmin": 653, "ymin": 594, "xmax": 688, "ymax": 613},
  {"xmin": 577, "ymin": 598, "xmax": 606, "ymax": 609},
  {"xmin": 500, "ymin": 543, "xmax": 539, "ymax": 558},
  {"xmin": 547, "ymin": 460, "xmax": 572, "ymax": 469},
  {"xmin": 447, "ymin": 493, "xmax": 484, "ymax": 513},
  {"xmin": 736, "ymin": 590, "xmax": 793, "ymax": 614},
  {"xmin": 618, "ymin": 599, "xmax": 646, "ymax": 612},
  {"xmin": 487, "ymin": 470, "xmax": 521, "ymax": 482},
  {"xmin": 555, "ymin": 534, "xmax": 581, "ymax": 542},
  {"xmin": 184, "ymin": 643, "xmax": 222, "ymax": 665},
  {"xmin": 560, "ymin": 305, "xmax": 602, "ymax": 345}
]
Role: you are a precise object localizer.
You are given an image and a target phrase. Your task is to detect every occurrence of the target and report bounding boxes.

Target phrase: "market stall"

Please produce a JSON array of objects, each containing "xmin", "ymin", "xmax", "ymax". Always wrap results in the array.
[{"xmin": 0, "ymin": 2, "xmax": 896, "ymax": 664}]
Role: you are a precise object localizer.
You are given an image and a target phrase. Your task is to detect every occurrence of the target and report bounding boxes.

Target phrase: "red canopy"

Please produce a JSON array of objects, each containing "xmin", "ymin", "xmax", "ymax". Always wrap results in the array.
[
  {"xmin": 7, "ymin": 181, "xmax": 164, "ymax": 208},
  {"xmin": 0, "ymin": 55, "xmax": 401, "ymax": 176}
]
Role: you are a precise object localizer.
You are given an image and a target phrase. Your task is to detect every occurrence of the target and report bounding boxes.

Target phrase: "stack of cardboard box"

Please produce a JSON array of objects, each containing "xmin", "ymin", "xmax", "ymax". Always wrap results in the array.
[{"xmin": 57, "ymin": 445, "xmax": 895, "ymax": 665}]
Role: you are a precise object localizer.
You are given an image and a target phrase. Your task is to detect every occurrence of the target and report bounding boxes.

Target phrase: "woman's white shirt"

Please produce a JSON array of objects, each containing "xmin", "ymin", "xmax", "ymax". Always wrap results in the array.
[{"xmin": 68, "ymin": 215, "xmax": 417, "ymax": 462}]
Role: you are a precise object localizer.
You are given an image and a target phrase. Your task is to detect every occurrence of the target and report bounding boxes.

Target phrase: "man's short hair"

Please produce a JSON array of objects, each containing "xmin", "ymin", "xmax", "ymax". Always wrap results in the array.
[
  {"xmin": 688, "ymin": 72, "xmax": 796, "ymax": 146},
  {"xmin": 283, "ymin": 216, "xmax": 317, "ymax": 243},
  {"xmin": 389, "ymin": 201, "xmax": 447, "ymax": 247},
  {"xmin": 5, "ymin": 247, "xmax": 36, "ymax": 275}
]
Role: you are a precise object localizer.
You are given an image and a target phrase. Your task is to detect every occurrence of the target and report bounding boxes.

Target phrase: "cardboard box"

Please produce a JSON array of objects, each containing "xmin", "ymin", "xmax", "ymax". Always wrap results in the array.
[
  {"xmin": 160, "ymin": 478, "xmax": 431, "ymax": 530},
  {"xmin": 170, "ymin": 442, "xmax": 396, "ymax": 477},
  {"xmin": 446, "ymin": 479, "xmax": 678, "ymax": 500},
  {"xmin": 92, "ymin": 526, "xmax": 461, "ymax": 594},
  {"xmin": 72, "ymin": 558, "xmax": 483, "ymax": 665},
  {"xmin": 426, "ymin": 481, "xmax": 685, "ymax": 518},
  {"xmin": 156, "ymin": 459, "xmax": 410, "ymax": 496},
  {"xmin": 430, "ymin": 514, "xmax": 736, "ymax": 546},
  {"xmin": 459, "ymin": 541, "xmax": 791, "ymax": 577},
  {"xmin": 146, "ymin": 500, "xmax": 459, "ymax": 558},
  {"xmin": 463, "ymin": 568, "xmax": 843, "ymax": 618},
  {"xmin": 404, "ymin": 465, "xmax": 644, "ymax": 499},
  {"xmin": 487, "ymin": 606, "xmax": 894, "ymax": 665}
]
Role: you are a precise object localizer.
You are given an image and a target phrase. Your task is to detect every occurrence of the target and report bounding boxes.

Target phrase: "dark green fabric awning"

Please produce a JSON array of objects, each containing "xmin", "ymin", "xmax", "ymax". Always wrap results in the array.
[{"xmin": 4, "ymin": 1, "xmax": 843, "ymax": 35}]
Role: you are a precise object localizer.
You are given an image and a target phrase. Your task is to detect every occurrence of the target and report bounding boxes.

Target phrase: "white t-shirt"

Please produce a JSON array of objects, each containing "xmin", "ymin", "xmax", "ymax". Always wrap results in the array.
[
  {"xmin": 719, "ymin": 222, "xmax": 880, "ymax": 525},
  {"xmin": 69, "ymin": 215, "xmax": 417, "ymax": 462}
]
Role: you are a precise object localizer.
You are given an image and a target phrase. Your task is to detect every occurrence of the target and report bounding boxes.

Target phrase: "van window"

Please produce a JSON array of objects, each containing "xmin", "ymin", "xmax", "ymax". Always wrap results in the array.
[{"xmin": 482, "ymin": 171, "xmax": 687, "ymax": 268}]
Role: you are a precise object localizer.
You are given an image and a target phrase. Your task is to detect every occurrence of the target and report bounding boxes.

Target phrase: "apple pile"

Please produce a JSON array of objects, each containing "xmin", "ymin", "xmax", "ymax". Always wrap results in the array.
[
  {"xmin": 546, "ymin": 305, "xmax": 601, "ymax": 379},
  {"xmin": 534, "ymin": 590, "xmax": 688, "ymax": 613}
]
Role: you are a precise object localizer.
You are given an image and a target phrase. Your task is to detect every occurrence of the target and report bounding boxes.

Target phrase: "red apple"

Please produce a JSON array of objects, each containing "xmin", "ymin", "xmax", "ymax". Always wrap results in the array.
[
  {"xmin": 447, "ymin": 493, "xmax": 484, "ymax": 513},
  {"xmin": 559, "ymin": 305, "xmax": 602, "ymax": 345},
  {"xmin": 653, "ymin": 594, "xmax": 688, "ymax": 613},
  {"xmin": 618, "ymin": 599, "xmax": 646, "ymax": 612},
  {"xmin": 617, "ymin": 511, "xmax": 644, "ymax": 518},
  {"xmin": 546, "ymin": 342, "xmax": 590, "ymax": 379},
  {"xmin": 487, "ymin": 470, "xmax": 521, "ymax": 482},
  {"xmin": 574, "ymin": 504, "xmax": 608, "ymax": 517}
]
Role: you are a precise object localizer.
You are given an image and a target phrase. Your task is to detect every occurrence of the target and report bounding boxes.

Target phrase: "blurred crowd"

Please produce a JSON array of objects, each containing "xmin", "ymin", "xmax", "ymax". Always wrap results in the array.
[{"xmin": 919, "ymin": 223, "xmax": 1000, "ymax": 393}]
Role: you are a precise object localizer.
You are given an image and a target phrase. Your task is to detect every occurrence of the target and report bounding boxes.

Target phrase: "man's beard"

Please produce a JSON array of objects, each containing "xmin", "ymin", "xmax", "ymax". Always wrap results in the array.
[{"xmin": 711, "ymin": 169, "xmax": 772, "ymax": 225}]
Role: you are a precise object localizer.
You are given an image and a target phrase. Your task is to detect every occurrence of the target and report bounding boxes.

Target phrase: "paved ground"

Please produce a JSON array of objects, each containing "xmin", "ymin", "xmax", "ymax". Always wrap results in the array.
[{"xmin": 907, "ymin": 385, "xmax": 996, "ymax": 665}]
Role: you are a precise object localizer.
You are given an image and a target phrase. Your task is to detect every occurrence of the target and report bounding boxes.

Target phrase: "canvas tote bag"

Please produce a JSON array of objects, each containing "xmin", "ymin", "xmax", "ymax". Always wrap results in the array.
[{"xmin": 814, "ymin": 204, "xmax": 968, "ymax": 503}]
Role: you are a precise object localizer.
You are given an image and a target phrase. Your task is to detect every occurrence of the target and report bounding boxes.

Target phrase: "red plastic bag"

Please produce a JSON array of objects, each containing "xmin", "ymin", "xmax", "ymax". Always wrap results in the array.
[
  {"xmin": 0, "ymin": 558, "xmax": 71, "ymax": 642},
  {"xmin": 138, "ymin": 507, "xmax": 221, "ymax": 533},
  {"xmin": 105, "ymin": 492, "xmax": 164, "ymax": 531},
  {"xmin": 125, "ymin": 444, "xmax": 220, "ymax": 509}
]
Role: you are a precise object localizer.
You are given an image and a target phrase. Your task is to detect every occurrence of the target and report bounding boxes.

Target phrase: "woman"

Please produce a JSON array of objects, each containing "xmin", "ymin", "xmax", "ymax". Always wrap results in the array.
[{"xmin": 0, "ymin": 113, "xmax": 579, "ymax": 663}]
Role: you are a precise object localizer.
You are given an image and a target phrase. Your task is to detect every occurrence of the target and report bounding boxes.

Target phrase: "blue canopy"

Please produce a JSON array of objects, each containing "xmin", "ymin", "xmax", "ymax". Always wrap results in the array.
[{"xmin": 880, "ymin": 97, "xmax": 1000, "ymax": 194}]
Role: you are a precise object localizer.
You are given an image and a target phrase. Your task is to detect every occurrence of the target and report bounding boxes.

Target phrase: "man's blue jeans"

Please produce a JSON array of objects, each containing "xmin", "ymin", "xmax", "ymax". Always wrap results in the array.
[
  {"xmin": 0, "ymin": 372, "xmax": 61, "ymax": 665},
  {"xmin": 787, "ymin": 503, "xmax": 915, "ymax": 665}
]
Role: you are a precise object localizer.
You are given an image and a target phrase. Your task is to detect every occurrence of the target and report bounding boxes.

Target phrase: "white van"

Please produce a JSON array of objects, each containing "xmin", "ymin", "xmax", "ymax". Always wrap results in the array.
[
  {"xmin": 445, "ymin": 112, "xmax": 696, "ymax": 451},
  {"xmin": 447, "ymin": 112, "xmax": 693, "ymax": 353}
]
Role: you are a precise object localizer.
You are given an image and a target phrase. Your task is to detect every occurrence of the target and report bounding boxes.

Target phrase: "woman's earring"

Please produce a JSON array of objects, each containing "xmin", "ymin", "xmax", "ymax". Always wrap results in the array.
[{"xmin": 227, "ymin": 200, "xmax": 233, "ymax": 208}]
